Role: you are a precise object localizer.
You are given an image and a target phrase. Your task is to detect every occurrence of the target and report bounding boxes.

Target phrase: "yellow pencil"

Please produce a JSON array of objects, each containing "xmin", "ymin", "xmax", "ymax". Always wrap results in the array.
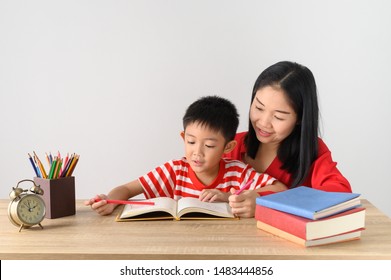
[
  {"xmin": 53, "ymin": 159, "xmax": 63, "ymax": 179},
  {"xmin": 34, "ymin": 151, "xmax": 47, "ymax": 179},
  {"xmin": 66, "ymin": 154, "xmax": 79, "ymax": 177},
  {"xmin": 39, "ymin": 160, "xmax": 48, "ymax": 179}
]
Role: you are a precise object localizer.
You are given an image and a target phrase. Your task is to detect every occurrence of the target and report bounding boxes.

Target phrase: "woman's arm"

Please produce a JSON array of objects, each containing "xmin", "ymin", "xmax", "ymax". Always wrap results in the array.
[{"xmin": 309, "ymin": 150, "xmax": 352, "ymax": 192}]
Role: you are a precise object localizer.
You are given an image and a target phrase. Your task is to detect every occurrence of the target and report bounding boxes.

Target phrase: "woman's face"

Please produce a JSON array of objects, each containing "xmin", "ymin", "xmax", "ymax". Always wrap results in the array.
[{"xmin": 250, "ymin": 85, "xmax": 298, "ymax": 146}]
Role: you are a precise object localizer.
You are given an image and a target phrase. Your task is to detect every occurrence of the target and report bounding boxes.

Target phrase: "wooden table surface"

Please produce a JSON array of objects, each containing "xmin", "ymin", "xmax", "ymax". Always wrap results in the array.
[{"xmin": 1, "ymin": 199, "xmax": 391, "ymax": 260}]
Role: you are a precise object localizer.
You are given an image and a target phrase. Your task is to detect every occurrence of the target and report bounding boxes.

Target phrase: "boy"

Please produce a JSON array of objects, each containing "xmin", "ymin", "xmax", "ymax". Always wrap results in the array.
[{"xmin": 85, "ymin": 96, "xmax": 277, "ymax": 215}]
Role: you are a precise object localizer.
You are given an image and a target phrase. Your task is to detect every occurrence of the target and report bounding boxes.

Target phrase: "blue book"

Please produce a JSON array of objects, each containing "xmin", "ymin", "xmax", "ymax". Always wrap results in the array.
[{"xmin": 256, "ymin": 186, "xmax": 361, "ymax": 220}]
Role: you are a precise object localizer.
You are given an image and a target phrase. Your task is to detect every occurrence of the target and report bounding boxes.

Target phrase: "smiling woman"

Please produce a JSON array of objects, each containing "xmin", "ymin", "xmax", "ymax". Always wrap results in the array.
[
  {"xmin": 226, "ymin": 61, "xmax": 352, "ymax": 218},
  {"xmin": 250, "ymin": 86, "xmax": 298, "ymax": 148}
]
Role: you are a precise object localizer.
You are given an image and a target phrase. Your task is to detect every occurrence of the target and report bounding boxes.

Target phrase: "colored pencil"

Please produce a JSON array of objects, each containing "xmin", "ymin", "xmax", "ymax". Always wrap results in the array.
[
  {"xmin": 28, "ymin": 153, "xmax": 39, "ymax": 177},
  {"xmin": 235, "ymin": 179, "xmax": 254, "ymax": 195},
  {"xmin": 29, "ymin": 151, "xmax": 79, "ymax": 178},
  {"xmin": 95, "ymin": 198, "xmax": 155, "ymax": 206},
  {"xmin": 33, "ymin": 151, "xmax": 47, "ymax": 179},
  {"xmin": 66, "ymin": 154, "xmax": 79, "ymax": 177}
]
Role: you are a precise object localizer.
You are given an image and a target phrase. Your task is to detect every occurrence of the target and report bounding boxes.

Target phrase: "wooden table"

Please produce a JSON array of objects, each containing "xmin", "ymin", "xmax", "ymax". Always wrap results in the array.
[{"xmin": 1, "ymin": 199, "xmax": 391, "ymax": 260}]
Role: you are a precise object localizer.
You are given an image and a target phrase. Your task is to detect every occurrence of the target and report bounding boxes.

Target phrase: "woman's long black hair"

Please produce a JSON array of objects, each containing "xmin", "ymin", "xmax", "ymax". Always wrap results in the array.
[{"xmin": 246, "ymin": 61, "xmax": 319, "ymax": 188}]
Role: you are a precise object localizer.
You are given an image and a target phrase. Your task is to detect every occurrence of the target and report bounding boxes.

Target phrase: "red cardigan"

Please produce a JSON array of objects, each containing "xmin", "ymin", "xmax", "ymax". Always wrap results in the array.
[{"xmin": 224, "ymin": 132, "xmax": 352, "ymax": 193}]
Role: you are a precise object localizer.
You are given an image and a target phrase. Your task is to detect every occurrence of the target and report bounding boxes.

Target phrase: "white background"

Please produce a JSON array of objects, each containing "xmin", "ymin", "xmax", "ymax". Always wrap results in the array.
[{"xmin": 1, "ymin": 0, "xmax": 390, "ymax": 217}]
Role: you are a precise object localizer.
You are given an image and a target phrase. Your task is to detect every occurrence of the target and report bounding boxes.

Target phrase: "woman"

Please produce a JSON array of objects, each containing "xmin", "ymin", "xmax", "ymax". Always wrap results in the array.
[{"xmin": 226, "ymin": 61, "xmax": 351, "ymax": 217}]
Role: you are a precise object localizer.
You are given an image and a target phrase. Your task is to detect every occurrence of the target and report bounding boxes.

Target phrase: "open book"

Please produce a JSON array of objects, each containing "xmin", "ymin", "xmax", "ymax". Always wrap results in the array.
[{"xmin": 115, "ymin": 197, "xmax": 237, "ymax": 221}]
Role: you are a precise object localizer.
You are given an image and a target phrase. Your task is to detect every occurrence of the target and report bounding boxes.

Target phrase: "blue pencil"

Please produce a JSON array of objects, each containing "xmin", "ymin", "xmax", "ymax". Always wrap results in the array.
[{"xmin": 28, "ymin": 153, "xmax": 39, "ymax": 177}]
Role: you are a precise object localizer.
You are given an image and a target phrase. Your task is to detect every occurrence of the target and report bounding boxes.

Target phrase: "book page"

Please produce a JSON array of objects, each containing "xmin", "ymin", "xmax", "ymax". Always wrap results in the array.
[
  {"xmin": 118, "ymin": 197, "xmax": 177, "ymax": 220},
  {"xmin": 177, "ymin": 197, "xmax": 234, "ymax": 219}
]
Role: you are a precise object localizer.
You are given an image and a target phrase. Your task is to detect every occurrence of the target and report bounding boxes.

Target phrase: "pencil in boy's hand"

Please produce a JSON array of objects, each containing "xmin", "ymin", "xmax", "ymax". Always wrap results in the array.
[
  {"xmin": 94, "ymin": 198, "xmax": 155, "ymax": 206},
  {"xmin": 235, "ymin": 179, "xmax": 254, "ymax": 195}
]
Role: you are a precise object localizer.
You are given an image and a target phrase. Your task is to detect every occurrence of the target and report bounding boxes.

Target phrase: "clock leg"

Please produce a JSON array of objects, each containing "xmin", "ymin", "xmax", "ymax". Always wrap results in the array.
[
  {"xmin": 19, "ymin": 224, "xmax": 24, "ymax": 232},
  {"xmin": 38, "ymin": 223, "xmax": 43, "ymax": 229}
]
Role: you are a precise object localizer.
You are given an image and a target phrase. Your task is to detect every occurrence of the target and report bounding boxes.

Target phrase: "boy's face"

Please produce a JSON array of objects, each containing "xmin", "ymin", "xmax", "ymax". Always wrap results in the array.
[{"xmin": 181, "ymin": 122, "xmax": 232, "ymax": 181}]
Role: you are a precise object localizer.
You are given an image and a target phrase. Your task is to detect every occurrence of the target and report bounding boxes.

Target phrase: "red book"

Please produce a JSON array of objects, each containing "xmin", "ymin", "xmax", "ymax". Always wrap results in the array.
[{"xmin": 255, "ymin": 205, "xmax": 366, "ymax": 240}]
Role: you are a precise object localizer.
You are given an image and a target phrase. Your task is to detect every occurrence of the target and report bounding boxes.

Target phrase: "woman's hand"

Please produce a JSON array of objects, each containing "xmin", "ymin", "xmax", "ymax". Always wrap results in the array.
[
  {"xmin": 228, "ymin": 181, "xmax": 288, "ymax": 217},
  {"xmin": 84, "ymin": 194, "xmax": 116, "ymax": 216},
  {"xmin": 228, "ymin": 188, "xmax": 259, "ymax": 218}
]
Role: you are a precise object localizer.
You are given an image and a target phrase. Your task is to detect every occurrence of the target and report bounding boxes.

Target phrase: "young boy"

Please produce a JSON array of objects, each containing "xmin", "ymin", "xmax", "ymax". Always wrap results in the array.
[{"xmin": 85, "ymin": 96, "xmax": 277, "ymax": 215}]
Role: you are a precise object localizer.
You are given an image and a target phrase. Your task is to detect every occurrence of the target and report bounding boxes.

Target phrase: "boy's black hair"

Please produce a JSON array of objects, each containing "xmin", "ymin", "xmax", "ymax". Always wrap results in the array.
[{"xmin": 183, "ymin": 95, "xmax": 239, "ymax": 142}]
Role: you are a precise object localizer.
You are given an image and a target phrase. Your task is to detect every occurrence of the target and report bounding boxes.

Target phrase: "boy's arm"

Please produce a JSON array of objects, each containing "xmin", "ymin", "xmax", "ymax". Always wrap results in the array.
[
  {"xmin": 84, "ymin": 179, "xmax": 144, "ymax": 215},
  {"xmin": 107, "ymin": 180, "xmax": 144, "ymax": 201}
]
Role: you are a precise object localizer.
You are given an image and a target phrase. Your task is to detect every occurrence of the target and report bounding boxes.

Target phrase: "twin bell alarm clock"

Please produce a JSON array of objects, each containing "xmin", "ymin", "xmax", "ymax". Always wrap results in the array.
[{"xmin": 7, "ymin": 179, "xmax": 46, "ymax": 232}]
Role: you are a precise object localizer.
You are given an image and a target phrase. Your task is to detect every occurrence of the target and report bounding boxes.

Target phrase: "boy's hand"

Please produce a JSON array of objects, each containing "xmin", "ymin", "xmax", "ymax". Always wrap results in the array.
[
  {"xmin": 199, "ymin": 189, "xmax": 230, "ymax": 202},
  {"xmin": 84, "ymin": 194, "xmax": 116, "ymax": 216}
]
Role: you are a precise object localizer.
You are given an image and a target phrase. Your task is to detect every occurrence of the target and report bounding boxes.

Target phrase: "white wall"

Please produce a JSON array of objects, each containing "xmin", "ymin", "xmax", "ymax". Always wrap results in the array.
[{"xmin": 1, "ymin": 0, "xmax": 390, "ymax": 217}]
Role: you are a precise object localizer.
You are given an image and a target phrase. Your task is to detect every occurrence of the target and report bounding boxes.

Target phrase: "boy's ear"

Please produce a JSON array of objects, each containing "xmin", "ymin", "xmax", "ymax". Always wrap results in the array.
[
  {"xmin": 223, "ymin": 140, "xmax": 237, "ymax": 154},
  {"xmin": 180, "ymin": 131, "xmax": 185, "ymax": 141}
]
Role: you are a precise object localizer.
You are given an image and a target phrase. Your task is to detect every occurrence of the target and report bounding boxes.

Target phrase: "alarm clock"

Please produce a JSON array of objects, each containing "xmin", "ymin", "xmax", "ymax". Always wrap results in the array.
[{"xmin": 8, "ymin": 179, "xmax": 46, "ymax": 232}]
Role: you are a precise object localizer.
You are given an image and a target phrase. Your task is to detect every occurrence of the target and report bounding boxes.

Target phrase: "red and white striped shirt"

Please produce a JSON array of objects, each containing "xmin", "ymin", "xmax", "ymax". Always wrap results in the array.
[{"xmin": 139, "ymin": 157, "xmax": 276, "ymax": 200}]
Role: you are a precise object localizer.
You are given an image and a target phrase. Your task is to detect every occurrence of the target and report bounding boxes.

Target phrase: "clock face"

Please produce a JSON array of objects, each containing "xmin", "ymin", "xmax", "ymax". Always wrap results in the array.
[{"xmin": 16, "ymin": 194, "xmax": 45, "ymax": 225}]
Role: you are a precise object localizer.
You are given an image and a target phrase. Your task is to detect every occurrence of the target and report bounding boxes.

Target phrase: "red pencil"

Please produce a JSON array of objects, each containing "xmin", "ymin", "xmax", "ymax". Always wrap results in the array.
[
  {"xmin": 95, "ymin": 198, "xmax": 155, "ymax": 206},
  {"xmin": 235, "ymin": 179, "xmax": 254, "ymax": 195}
]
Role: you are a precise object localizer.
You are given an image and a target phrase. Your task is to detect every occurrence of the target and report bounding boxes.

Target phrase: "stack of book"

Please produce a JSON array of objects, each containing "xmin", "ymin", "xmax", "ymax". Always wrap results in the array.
[{"xmin": 255, "ymin": 186, "xmax": 365, "ymax": 247}]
